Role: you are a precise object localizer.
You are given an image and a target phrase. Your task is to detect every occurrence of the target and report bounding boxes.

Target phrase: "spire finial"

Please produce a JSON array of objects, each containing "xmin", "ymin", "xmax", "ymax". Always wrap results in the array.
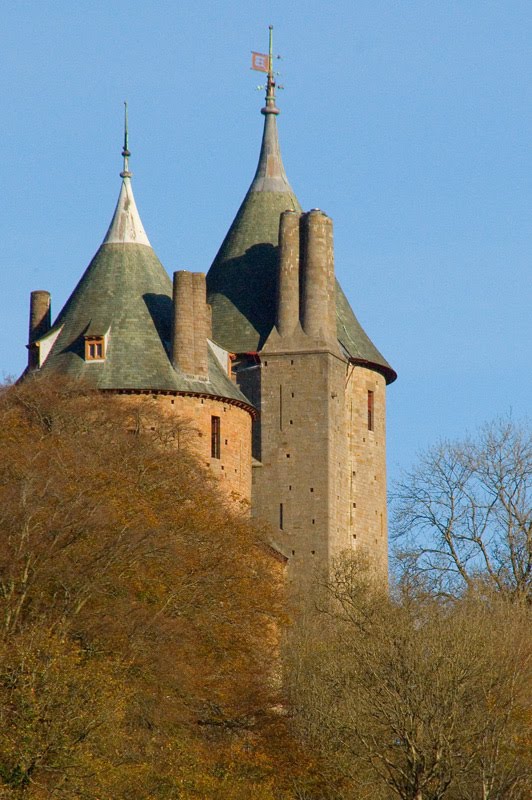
[
  {"xmin": 262, "ymin": 25, "xmax": 279, "ymax": 116},
  {"xmin": 120, "ymin": 101, "xmax": 132, "ymax": 178}
]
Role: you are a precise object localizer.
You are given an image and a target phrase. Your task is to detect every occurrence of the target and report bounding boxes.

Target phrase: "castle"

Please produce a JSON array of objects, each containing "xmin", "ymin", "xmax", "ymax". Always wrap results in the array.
[{"xmin": 24, "ymin": 48, "xmax": 396, "ymax": 588}]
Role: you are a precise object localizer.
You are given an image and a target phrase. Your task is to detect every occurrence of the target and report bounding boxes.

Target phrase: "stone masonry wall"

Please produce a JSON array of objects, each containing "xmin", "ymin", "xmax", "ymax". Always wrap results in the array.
[
  {"xmin": 251, "ymin": 353, "xmax": 388, "ymax": 588},
  {"xmin": 118, "ymin": 393, "xmax": 252, "ymax": 505},
  {"xmin": 345, "ymin": 367, "xmax": 388, "ymax": 578},
  {"xmin": 252, "ymin": 351, "xmax": 332, "ymax": 587}
]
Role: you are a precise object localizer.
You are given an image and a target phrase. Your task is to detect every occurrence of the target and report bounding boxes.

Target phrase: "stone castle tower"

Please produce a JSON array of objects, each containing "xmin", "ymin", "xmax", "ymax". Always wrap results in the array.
[
  {"xmin": 25, "ymin": 111, "xmax": 254, "ymax": 502},
  {"xmin": 24, "ymin": 48, "xmax": 396, "ymax": 587},
  {"xmin": 207, "ymin": 53, "xmax": 396, "ymax": 584}
]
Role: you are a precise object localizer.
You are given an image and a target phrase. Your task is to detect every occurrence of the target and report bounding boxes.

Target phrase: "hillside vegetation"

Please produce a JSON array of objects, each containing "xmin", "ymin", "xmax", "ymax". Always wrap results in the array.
[
  {"xmin": 0, "ymin": 378, "xmax": 529, "ymax": 800},
  {"xmin": 0, "ymin": 378, "xmax": 311, "ymax": 799}
]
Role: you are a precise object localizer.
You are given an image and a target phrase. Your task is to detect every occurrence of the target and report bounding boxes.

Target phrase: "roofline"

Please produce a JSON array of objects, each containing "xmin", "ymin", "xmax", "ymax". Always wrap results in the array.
[
  {"xmin": 102, "ymin": 387, "xmax": 258, "ymax": 418},
  {"xmin": 348, "ymin": 356, "xmax": 397, "ymax": 385},
  {"xmin": 236, "ymin": 349, "xmax": 397, "ymax": 384}
]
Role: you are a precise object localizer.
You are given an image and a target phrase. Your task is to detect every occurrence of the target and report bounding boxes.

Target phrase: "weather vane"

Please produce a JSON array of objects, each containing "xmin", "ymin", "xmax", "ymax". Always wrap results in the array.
[{"xmin": 251, "ymin": 25, "xmax": 284, "ymax": 110}]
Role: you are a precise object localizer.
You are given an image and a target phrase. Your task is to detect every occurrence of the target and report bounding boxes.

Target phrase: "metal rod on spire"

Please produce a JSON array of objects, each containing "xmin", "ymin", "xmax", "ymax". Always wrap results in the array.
[
  {"xmin": 262, "ymin": 26, "xmax": 279, "ymax": 115},
  {"xmin": 266, "ymin": 25, "xmax": 275, "ymax": 106},
  {"xmin": 121, "ymin": 101, "xmax": 132, "ymax": 178},
  {"xmin": 251, "ymin": 27, "xmax": 280, "ymax": 115}
]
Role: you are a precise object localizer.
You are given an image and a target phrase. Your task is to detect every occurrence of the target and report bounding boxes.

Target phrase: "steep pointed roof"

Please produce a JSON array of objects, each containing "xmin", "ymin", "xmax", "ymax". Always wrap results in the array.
[
  {"xmin": 206, "ymin": 45, "xmax": 396, "ymax": 383},
  {"xmin": 207, "ymin": 58, "xmax": 301, "ymax": 353},
  {"xmin": 102, "ymin": 177, "xmax": 151, "ymax": 247},
  {"xmin": 35, "ymin": 123, "xmax": 251, "ymax": 405}
]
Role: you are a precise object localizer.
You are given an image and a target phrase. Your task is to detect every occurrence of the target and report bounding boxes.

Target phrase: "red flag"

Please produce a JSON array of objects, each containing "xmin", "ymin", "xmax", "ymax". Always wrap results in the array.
[{"xmin": 251, "ymin": 52, "xmax": 269, "ymax": 73}]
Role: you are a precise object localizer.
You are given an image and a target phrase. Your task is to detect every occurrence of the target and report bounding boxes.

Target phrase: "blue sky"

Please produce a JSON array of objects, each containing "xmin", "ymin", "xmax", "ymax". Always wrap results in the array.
[{"xmin": 1, "ymin": 0, "xmax": 530, "ymax": 484}]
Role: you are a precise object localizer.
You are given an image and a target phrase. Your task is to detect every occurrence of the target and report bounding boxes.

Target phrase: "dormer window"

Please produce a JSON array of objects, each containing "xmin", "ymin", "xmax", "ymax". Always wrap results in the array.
[{"xmin": 85, "ymin": 336, "xmax": 105, "ymax": 361}]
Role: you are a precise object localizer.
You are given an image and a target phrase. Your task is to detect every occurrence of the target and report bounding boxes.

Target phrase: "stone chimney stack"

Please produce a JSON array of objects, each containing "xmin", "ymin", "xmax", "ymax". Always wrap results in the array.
[
  {"xmin": 172, "ymin": 271, "xmax": 209, "ymax": 379},
  {"xmin": 276, "ymin": 210, "xmax": 301, "ymax": 337},
  {"xmin": 299, "ymin": 210, "xmax": 337, "ymax": 346},
  {"xmin": 192, "ymin": 272, "xmax": 209, "ymax": 378},
  {"xmin": 29, "ymin": 290, "xmax": 51, "ymax": 344},
  {"xmin": 323, "ymin": 213, "xmax": 337, "ymax": 345},
  {"xmin": 205, "ymin": 301, "xmax": 213, "ymax": 342}
]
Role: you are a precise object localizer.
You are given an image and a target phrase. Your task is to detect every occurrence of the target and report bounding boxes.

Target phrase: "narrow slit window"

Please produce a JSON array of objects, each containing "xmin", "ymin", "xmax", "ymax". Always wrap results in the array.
[
  {"xmin": 367, "ymin": 390, "xmax": 374, "ymax": 431},
  {"xmin": 279, "ymin": 503, "xmax": 284, "ymax": 530},
  {"xmin": 211, "ymin": 416, "xmax": 221, "ymax": 459}
]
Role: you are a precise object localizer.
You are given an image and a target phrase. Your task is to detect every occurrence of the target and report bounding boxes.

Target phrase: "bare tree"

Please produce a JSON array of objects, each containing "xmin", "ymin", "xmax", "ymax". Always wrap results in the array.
[
  {"xmin": 392, "ymin": 417, "xmax": 531, "ymax": 601},
  {"xmin": 287, "ymin": 555, "xmax": 532, "ymax": 800}
]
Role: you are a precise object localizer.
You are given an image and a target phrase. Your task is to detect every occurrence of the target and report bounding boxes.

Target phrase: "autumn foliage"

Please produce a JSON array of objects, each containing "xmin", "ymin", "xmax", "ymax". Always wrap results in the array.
[
  {"xmin": 0, "ymin": 377, "xmax": 305, "ymax": 799},
  {"xmin": 3, "ymin": 378, "xmax": 529, "ymax": 800},
  {"xmin": 288, "ymin": 555, "xmax": 532, "ymax": 800}
]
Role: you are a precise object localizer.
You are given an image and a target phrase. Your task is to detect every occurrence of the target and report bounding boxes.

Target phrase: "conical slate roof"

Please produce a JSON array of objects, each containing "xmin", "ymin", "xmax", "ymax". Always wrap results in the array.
[
  {"xmin": 207, "ymin": 97, "xmax": 300, "ymax": 353},
  {"xmin": 206, "ymin": 87, "xmax": 396, "ymax": 384},
  {"xmin": 37, "ymin": 157, "xmax": 251, "ymax": 405}
]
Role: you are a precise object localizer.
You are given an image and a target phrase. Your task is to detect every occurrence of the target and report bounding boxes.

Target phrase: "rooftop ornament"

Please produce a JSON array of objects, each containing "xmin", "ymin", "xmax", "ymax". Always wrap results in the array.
[
  {"xmin": 251, "ymin": 25, "xmax": 282, "ymax": 116},
  {"xmin": 120, "ymin": 101, "xmax": 132, "ymax": 178}
]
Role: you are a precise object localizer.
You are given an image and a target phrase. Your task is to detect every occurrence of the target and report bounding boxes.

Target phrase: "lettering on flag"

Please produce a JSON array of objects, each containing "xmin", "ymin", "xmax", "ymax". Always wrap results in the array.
[{"xmin": 251, "ymin": 52, "xmax": 269, "ymax": 73}]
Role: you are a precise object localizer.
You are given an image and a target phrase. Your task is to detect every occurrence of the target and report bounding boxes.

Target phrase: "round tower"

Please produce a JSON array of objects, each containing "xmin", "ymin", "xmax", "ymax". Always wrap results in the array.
[{"xmin": 25, "ymin": 108, "xmax": 255, "ymax": 503}]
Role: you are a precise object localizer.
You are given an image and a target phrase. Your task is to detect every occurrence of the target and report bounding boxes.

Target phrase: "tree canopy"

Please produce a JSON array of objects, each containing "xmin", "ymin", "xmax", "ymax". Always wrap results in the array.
[
  {"xmin": 2, "ymin": 381, "xmax": 530, "ymax": 799},
  {"xmin": 288, "ymin": 555, "xmax": 532, "ymax": 800},
  {"xmin": 0, "ymin": 377, "xmax": 302, "ymax": 799}
]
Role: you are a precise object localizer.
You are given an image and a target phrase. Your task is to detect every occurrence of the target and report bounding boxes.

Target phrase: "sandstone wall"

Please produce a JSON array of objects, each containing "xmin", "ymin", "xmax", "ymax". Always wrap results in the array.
[
  {"xmin": 345, "ymin": 367, "xmax": 388, "ymax": 577},
  {"xmin": 117, "ymin": 393, "xmax": 253, "ymax": 505},
  {"xmin": 251, "ymin": 353, "xmax": 388, "ymax": 587}
]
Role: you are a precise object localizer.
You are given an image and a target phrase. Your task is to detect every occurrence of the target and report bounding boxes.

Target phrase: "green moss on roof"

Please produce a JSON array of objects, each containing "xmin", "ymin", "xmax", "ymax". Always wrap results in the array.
[
  {"xmin": 207, "ymin": 189, "xmax": 300, "ymax": 353},
  {"xmin": 206, "ymin": 107, "xmax": 396, "ymax": 383},
  {"xmin": 336, "ymin": 282, "xmax": 396, "ymax": 382},
  {"xmin": 39, "ymin": 242, "xmax": 251, "ymax": 404}
]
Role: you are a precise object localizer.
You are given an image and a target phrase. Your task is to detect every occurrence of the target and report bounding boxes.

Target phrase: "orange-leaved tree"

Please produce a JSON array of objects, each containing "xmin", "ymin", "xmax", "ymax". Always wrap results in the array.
[{"xmin": 0, "ymin": 376, "xmax": 296, "ymax": 799}]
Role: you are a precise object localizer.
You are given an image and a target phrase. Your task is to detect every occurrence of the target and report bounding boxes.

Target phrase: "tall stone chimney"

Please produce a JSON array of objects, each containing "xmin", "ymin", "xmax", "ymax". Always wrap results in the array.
[
  {"xmin": 172, "ymin": 271, "xmax": 209, "ymax": 379},
  {"xmin": 276, "ymin": 210, "xmax": 301, "ymax": 337},
  {"xmin": 205, "ymin": 301, "xmax": 213, "ymax": 342},
  {"xmin": 27, "ymin": 291, "xmax": 51, "ymax": 369},
  {"xmin": 192, "ymin": 272, "xmax": 209, "ymax": 378},
  {"xmin": 29, "ymin": 290, "xmax": 51, "ymax": 344},
  {"xmin": 299, "ymin": 210, "xmax": 337, "ymax": 348}
]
